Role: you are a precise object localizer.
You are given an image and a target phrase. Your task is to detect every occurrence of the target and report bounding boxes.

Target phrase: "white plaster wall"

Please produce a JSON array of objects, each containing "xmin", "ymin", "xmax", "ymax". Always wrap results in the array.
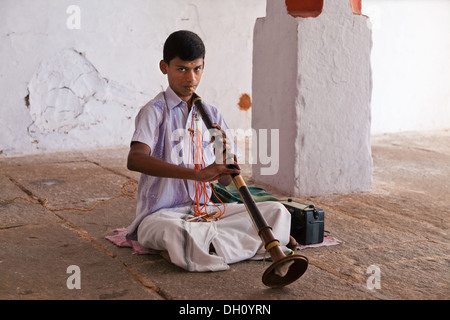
[
  {"xmin": 294, "ymin": 0, "xmax": 373, "ymax": 196},
  {"xmin": 3, "ymin": 0, "xmax": 447, "ymax": 158},
  {"xmin": 252, "ymin": 0, "xmax": 373, "ymax": 196},
  {"xmin": 252, "ymin": 0, "xmax": 299, "ymax": 192},
  {"xmin": 363, "ymin": 0, "xmax": 450, "ymax": 133},
  {"xmin": 0, "ymin": 0, "xmax": 265, "ymax": 156}
]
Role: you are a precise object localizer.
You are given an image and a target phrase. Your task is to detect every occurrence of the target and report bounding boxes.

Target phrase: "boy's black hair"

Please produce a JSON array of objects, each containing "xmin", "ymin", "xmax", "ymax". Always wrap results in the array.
[{"xmin": 163, "ymin": 30, "xmax": 205, "ymax": 64}]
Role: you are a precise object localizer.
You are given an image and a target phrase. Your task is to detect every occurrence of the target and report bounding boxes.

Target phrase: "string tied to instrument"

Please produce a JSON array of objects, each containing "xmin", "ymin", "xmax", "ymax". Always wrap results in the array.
[{"xmin": 186, "ymin": 108, "xmax": 226, "ymax": 222}]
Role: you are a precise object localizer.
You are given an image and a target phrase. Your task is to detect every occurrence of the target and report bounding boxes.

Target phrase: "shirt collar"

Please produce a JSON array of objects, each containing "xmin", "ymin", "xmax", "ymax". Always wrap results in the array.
[{"xmin": 165, "ymin": 86, "xmax": 187, "ymax": 110}]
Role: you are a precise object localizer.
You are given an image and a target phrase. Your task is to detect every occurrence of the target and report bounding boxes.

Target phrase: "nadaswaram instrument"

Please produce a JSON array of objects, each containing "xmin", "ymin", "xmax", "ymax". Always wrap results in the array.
[{"xmin": 191, "ymin": 91, "xmax": 308, "ymax": 287}]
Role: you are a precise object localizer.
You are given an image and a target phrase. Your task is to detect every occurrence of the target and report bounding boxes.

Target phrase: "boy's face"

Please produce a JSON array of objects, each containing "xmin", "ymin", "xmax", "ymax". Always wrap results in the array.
[{"xmin": 160, "ymin": 57, "xmax": 204, "ymax": 103}]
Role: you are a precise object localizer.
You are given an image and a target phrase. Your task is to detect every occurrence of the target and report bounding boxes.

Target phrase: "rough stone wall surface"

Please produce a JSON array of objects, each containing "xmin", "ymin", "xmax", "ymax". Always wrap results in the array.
[{"xmin": 26, "ymin": 48, "xmax": 150, "ymax": 150}]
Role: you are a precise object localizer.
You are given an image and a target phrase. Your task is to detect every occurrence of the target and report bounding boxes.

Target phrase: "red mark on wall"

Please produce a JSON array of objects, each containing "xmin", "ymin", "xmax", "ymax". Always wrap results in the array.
[
  {"xmin": 350, "ymin": 0, "xmax": 362, "ymax": 15},
  {"xmin": 238, "ymin": 93, "xmax": 252, "ymax": 111},
  {"xmin": 286, "ymin": 0, "xmax": 362, "ymax": 17},
  {"xmin": 286, "ymin": 0, "xmax": 323, "ymax": 18}
]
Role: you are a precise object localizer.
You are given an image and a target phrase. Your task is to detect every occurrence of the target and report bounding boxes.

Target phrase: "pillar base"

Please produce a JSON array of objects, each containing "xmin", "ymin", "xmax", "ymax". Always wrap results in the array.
[{"xmin": 252, "ymin": 0, "xmax": 372, "ymax": 197}]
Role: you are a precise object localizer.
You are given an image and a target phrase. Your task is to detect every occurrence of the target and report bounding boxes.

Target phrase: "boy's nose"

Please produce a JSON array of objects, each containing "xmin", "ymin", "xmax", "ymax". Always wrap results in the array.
[{"xmin": 186, "ymin": 70, "xmax": 196, "ymax": 82}]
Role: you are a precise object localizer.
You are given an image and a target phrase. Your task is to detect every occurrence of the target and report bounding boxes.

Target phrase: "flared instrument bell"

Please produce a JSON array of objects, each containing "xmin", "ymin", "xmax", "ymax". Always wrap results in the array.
[{"xmin": 262, "ymin": 254, "xmax": 308, "ymax": 288}]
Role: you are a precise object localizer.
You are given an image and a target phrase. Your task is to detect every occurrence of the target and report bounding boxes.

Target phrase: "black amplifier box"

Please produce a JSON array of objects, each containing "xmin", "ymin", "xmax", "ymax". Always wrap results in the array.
[{"xmin": 281, "ymin": 199, "xmax": 325, "ymax": 245}]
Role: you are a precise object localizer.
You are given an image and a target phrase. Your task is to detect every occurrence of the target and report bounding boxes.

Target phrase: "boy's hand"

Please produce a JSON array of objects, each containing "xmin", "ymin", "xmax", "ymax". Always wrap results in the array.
[
  {"xmin": 210, "ymin": 123, "xmax": 234, "ymax": 165},
  {"xmin": 197, "ymin": 162, "xmax": 240, "ymax": 182}
]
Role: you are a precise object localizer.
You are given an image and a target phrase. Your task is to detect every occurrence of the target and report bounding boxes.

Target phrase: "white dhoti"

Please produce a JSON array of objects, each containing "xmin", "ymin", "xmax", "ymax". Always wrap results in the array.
[{"xmin": 137, "ymin": 201, "xmax": 291, "ymax": 272}]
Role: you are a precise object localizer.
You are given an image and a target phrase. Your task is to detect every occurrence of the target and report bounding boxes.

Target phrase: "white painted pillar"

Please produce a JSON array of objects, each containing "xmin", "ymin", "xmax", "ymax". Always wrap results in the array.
[{"xmin": 252, "ymin": 0, "xmax": 373, "ymax": 196}]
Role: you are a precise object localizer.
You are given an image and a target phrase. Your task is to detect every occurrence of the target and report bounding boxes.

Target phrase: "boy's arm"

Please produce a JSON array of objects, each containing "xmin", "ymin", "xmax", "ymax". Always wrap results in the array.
[{"xmin": 127, "ymin": 142, "xmax": 240, "ymax": 182}]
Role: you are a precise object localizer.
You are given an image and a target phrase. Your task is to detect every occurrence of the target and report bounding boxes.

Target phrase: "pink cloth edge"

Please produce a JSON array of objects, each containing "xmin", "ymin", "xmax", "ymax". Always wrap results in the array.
[
  {"xmin": 295, "ymin": 236, "xmax": 341, "ymax": 250},
  {"xmin": 105, "ymin": 228, "xmax": 159, "ymax": 255}
]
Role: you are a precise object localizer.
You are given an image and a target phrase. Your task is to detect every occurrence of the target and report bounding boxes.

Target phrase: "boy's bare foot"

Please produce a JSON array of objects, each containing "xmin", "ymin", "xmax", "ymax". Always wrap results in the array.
[{"xmin": 287, "ymin": 236, "xmax": 299, "ymax": 250}]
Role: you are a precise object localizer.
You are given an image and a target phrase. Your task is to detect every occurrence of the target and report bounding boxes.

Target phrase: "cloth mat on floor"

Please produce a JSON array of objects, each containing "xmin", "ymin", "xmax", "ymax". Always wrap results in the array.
[
  {"xmin": 294, "ymin": 236, "xmax": 341, "ymax": 250},
  {"xmin": 106, "ymin": 228, "xmax": 341, "ymax": 255}
]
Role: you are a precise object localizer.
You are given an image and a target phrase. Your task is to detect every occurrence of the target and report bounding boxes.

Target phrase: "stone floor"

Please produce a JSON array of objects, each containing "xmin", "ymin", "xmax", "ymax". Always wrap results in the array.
[{"xmin": 0, "ymin": 130, "xmax": 448, "ymax": 300}]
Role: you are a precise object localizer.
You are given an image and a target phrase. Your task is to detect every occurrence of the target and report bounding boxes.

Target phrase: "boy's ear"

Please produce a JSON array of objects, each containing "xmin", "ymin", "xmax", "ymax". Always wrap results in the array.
[{"xmin": 159, "ymin": 60, "xmax": 168, "ymax": 74}]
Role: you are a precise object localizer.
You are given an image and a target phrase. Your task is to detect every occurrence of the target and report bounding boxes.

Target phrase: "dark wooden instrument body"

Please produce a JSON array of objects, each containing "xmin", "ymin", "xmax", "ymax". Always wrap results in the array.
[{"xmin": 192, "ymin": 93, "xmax": 308, "ymax": 287}]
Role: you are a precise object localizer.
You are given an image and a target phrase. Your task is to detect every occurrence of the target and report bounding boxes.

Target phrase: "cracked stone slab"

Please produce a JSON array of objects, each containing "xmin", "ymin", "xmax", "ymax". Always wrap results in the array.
[
  {"xmin": 1, "ymin": 161, "xmax": 131, "ymax": 208},
  {"xmin": 0, "ymin": 223, "xmax": 162, "ymax": 300},
  {"xmin": 0, "ymin": 160, "xmax": 137, "ymax": 239},
  {"xmin": 308, "ymin": 239, "xmax": 450, "ymax": 299},
  {"xmin": 112, "ymin": 249, "xmax": 379, "ymax": 300},
  {"xmin": 0, "ymin": 173, "xmax": 59, "ymax": 229}
]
